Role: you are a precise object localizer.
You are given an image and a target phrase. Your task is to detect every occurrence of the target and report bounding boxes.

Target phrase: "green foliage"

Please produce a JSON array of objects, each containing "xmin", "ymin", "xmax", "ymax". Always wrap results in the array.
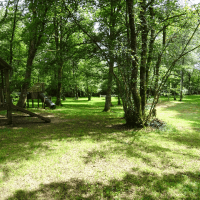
[{"xmin": 1, "ymin": 0, "xmax": 200, "ymax": 125}]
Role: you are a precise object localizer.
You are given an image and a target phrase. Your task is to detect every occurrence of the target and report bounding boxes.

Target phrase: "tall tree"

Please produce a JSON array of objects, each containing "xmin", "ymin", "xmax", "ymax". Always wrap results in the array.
[
  {"xmin": 63, "ymin": 0, "xmax": 125, "ymax": 111},
  {"xmin": 17, "ymin": 0, "xmax": 51, "ymax": 107},
  {"xmin": 53, "ymin": 1, "xmax": 64, "ymax": 106},
  {"xmin": 113, "ymin": 0, "xmax": 200, "ymax": 127}
]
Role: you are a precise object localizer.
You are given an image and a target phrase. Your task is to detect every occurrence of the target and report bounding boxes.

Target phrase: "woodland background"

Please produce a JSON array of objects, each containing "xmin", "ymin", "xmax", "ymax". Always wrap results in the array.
[{"xmin": 1, "ymin": 0, "xmax": 200, "ymax": 127}]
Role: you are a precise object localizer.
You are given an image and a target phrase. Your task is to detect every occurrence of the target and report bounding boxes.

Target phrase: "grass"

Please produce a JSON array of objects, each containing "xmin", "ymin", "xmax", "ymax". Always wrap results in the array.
[{"xmin": 0, "ymin": 96, "xmax": 200, "ymax": 199}]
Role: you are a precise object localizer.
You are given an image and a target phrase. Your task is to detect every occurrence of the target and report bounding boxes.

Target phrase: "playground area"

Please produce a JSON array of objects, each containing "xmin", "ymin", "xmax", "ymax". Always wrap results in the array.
[
  {"xmin": 0, "ymin": 96, "xmax": 60, "ymax": 127},
  {"xmin": 0, "ymin": 57, "xmax": 56, "ymax": 124}
]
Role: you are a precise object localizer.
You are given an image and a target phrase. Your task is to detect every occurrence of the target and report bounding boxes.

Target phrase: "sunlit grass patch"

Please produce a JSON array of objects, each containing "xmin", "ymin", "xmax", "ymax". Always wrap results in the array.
[{"xmin": 157, "ymin": 96, "xmax": 200, "ymax": 131}]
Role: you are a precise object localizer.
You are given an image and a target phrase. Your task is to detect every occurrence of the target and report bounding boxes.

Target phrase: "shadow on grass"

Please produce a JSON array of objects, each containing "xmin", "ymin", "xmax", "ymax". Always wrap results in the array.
[
  {"xmin": 6, "ymin": 170, "xmax": 200, "ymax": 200},
  {"xmin": 1, "ymin": 96, "xmax": 200, "ymax": 199},
  {"xmin": 80, "ymin": 137, "xmax": 197, "ymax": 170},
  {"xmin": 169, "ymin": 131, "xmax": 200, "ymax": 149},
  {"xmin": 0, "ymin": 140, "xmax": 53, "ymax": 163},
  {"xmin": 1, "ymin": 113, "xmax": 198, "ymax": 172},
  {"xmin": 0, "ymin": 113, "xmax": 127, "ymax": 164}
]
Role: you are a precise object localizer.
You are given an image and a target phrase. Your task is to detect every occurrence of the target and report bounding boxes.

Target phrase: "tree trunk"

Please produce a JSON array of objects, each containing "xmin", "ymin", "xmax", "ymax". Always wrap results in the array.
[
  {"xmin": 180, "ymin": 69, "xmax": 183, "ymax": 101},
  {"xmin": 103, "ymin": 61, "xmax": 114, "ymax": 111},
  {"xmin": 174, "ymin": 91, "xmax": 176, "ymax": 100},
  {"xmin": 125, "ymin": 0, "xmax": 144, "ymax": 127},
  {"xmin": 54, "ymin": 14, "xmax": 64, "ymax": 106},
  {"xmin": 5, "ymin": 69, "xmax": 12, "ymax": 124},
  {"xmin": 75, "ymin": 83, "xmax": 79, "ymax": 100},
  {"xmin": 86, "ymin": 81, "xmax": 91, "ymax": 101},
  {"xmin": 56, "ymin": 65, "xmax": 63, "ymax": 106},
  {"xmin": 88, "ymin": 93, "xmax": 91, "ymax": 101},
  {"xmin": 117, "ymin": 94, "xmax": 121, "ymax": 105},
  {"xmin": 146, "ymin": 5, "xmax": 155, "ymax": 102},
  {"xmin": 116, "ymin": 64, "xmax": 121, "ymax": 106},
  {"xmin": 17, "ymin": 41, "xmax": 36, "ymax": 107},
  {"xmin": 188, "ymin": 72, "xmax": 191, "ymax": 95},
  {"xmin": 140, "ymin": 0, "xmax": 148, "ymax": 116},
  {"xmin": 103, "ymin": 0, "xmax": 115, "ymax": 112},
  {"xmin": 168, "ymin": 82, "xmax": 171, "ymax": 101}
]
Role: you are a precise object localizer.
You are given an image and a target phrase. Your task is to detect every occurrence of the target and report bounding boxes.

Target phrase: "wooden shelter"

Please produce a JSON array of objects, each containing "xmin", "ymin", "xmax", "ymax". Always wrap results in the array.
[
  {"xmin": 0, "ymin": 57, "xmax": 51, "ymax": 124},
  {"xmin": 0, "ymin": 57, "xmax": 12, "ymax": 124}
]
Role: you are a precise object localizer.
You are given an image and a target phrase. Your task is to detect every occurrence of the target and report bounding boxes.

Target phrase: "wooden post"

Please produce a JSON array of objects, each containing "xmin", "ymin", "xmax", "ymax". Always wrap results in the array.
[
  {"xmin": 27, "ymin": 98, "xmax": 29, "ymax": 108},
  {"xmin": 5, "ymin": 69, "xmax": 12, "ymax": 124}
]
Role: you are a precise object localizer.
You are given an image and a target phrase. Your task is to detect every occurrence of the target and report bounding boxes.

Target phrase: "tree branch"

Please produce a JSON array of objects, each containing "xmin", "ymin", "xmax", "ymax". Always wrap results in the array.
[{"xmin": 63, "ymin": 3, "xmax": 109, "ymax": 63}]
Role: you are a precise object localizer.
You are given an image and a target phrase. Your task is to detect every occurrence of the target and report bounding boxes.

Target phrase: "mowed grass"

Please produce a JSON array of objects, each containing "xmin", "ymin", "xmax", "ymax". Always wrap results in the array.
[{"xmin": 0, "ymin": 96, "xmax": 200, "ymax": 199}]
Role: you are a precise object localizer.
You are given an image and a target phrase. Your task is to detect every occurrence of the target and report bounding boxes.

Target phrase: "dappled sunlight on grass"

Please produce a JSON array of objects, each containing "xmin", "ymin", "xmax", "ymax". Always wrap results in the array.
[
  {"xmin": 1, "ymin": 96, "xmax": 200, "ymax": 199},
  {"xmin": 2, "ymin": 134, "xmax": 200, "ymax": 199}
]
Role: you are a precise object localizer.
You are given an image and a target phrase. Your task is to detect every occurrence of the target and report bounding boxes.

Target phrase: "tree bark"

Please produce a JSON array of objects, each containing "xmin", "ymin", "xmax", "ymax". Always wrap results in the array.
[
  {"xmin": 5, "ymin": 69, "xmax": 12, "ymax": 124},
  {"xmin": 103, "ymin": 0, "xmax": 115, "ymax": 112},
  {"xmin": 140, "ymin": 0, "xmax": 148, "ymax": 115},
  {"xmin": 17, "ymin": 40, "xmax": 37, "ymax": 107},
  {"xmin": 103, "ymin": 60, "xmax": 114, "ymax": 111},
  {"xmin": 180, "ymin": 69, "xmax": 184, "ymax": 101},
  {"xmin": 56, "ymin": 64, "xmax": 63, "ymax": 105},
  {"xmin": 54, "ymin": 15, "xmax": 64, "ymax": 106},
  {"xmin": 86, "ymin": 79, "xmax": 91, "ymax": 101},
  {"xmin": 168, "ymin": 82, "xmax": 171, "ymax": 101},
  {"xmin": 146, "ymin": 5, "xmax": 155, "ymax": 100},
  {"xmin": 75, "ymin": 83, "xmax": 79, "ymax": 100},
  {"xmin": 125, "ymin": 0, "xmax": 143, "ymax": 127},
  {"xmin": 174, "ymin": 89, "xmax": 176, "ymax": 100},
  {"xmin": 188, "ymin": 72, "xmax": 191, "ymax": 95}
]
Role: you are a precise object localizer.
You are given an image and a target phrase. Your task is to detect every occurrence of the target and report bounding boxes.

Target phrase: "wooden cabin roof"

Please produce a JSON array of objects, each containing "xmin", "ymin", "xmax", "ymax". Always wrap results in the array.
[{"xmin": 0, "ymin": 57, "xmax": 12, "ymax": 71}]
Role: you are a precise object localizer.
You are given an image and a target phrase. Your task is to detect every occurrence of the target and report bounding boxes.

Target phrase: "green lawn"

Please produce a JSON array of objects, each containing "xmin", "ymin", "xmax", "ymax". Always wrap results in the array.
[{"xmin": 0, "ymin": 96, "xmax": 200, "ymax": 199}]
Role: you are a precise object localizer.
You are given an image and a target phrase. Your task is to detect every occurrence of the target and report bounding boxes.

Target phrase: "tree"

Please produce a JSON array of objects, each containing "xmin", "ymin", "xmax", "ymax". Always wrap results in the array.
[
  {"xmin": 17, "ymin": 0, "xmax": 52, "ymax": 107},
  {"xmin": 112, "ymin": 0, "xmax": 200, "ymax": 127},
  {"xmin": 1, "ymin": 0, "xmax": 200, "ymax": 128},
  {"xmin": 96, "ymin": 0, "xmax": 125, "ymax": 111},
  {"xmin": 78, "ymin": 57, "xmax": 104, "ymax": 101},
  {"xmin": 63, "ymin": 0, "xmax": 126, "ymax": 111}
]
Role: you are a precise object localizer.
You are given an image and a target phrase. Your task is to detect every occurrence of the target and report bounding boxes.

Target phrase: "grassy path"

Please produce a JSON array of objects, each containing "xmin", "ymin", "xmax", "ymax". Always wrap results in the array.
[{"xmin": 0, "ymin": 96, "xmax": 200, "ymax": 199}]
